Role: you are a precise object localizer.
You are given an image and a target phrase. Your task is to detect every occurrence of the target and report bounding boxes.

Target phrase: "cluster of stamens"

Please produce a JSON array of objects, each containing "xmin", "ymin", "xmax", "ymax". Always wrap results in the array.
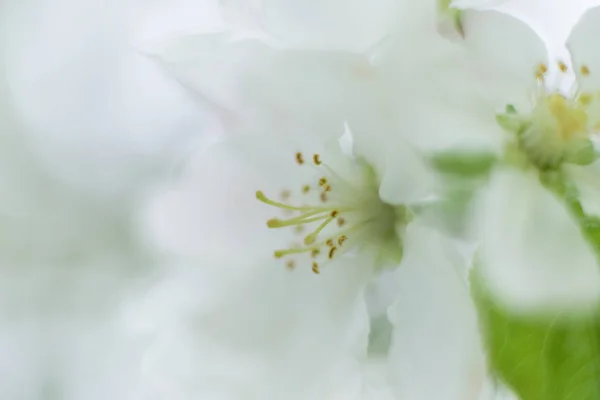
[
  {"xmin": 534, "ymin": 61, "xmax": 594, "ymax": 118},
  {"xmin": 515, "ymin": 61, "xmax": 598, "ymax": 168},
  {"xmin": 256, "ymin": 152, "xmax": 372, "ymax": 274}
]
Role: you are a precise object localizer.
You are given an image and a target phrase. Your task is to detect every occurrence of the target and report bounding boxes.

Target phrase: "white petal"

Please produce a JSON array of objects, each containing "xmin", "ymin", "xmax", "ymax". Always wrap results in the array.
[
  {"xmin": 460, "ymin": 10, "xmax": 547, "ymax": 110},
  {"xmin": 451, "ymin": 0, "xmax": 507, "ymax": 8},
  {"xmin": 566, "ymin": 162, "xmax": 600, "ymax": 218},
  {"xmin": 346, "ymin": 118, "xmax": 437, "ymax": 206},
  {"xmin": 386, "ymin": 11, "xmax": 546, "ymax": 157},
  {"xmin": 261, "ymin": 0, "xmax": 401, "ymax": 52},
  {"xmin": 395, "ymin": 53, "xmax": 505, "ymax": 154},
  {"xmin": 140, "ymin": 256, "xmax": 371, "ymax": 400},
  {"xmin": 143, "ymin": 33, "xmax": 377, "ymax": 137},
  {"xmin": 325, "ymin": 357, "xmax": 396, "ymax": 400},
  {"xmin": 568, "ymin": 5, "xmax": 600, "ymax": 91},
  {"xmin": 387, "ymin": 223, "xmax": 488, "ymax": 400},
  {"xmin": 475, "ymin": 168, "xmax": 600, "ymax": 312},
  {"xmin": 377, "ymin": 140, "xmax": 438, "ymax": 206}
]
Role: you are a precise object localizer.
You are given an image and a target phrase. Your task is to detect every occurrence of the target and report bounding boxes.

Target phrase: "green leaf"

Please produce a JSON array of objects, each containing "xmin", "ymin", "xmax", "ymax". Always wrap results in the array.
[
  {"xmin": 430, "ymin": 151, "xmax": 497, "ymax": 178},
  {"xmin": 471, "ymin": 268, "xmax": 600, "ymax": 400}
]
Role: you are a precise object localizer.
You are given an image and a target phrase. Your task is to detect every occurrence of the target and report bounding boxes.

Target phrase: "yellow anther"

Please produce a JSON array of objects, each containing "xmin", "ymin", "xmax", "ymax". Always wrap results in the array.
[
  {"xmin": 330, "ymin": 210, "xmax": 339, "ymax": 218},
  {"xmin": 313, "ymin": 154, "xmax": 322, "ymax": 165},
  {"xmin": 337, "ymin": 217, "xmax": 346, "ymax": 227},
  {"xmin": 338, "ymin": 235, "xmax": 348, "ymax": 246},
  {"xmin": 311, "ymin": 249, "xmax": 320, "ymax": 258},
  {"xmin": 320, "ymin": 193, "xmax": 328, "ymax": 203},
  {"xmin": 323, "ymin": 184, "xmax": 332, "ymax": 192},
  {"xmin": 558, "ymin": 61, "xmax": 568, "ymax": 73},
  {"xmin": 295, "ymin": 152, "xmax": 305, "ymax": 165},
  {"xmin": 318, "ymin": 177, "xmax": 328, "ymax": 186},
  {"xmin": 326, "ymin": 239, "xmax": 334, "ymax": 247},
  {"xmin": 581, "ymin": 65, "xmax": 591, "ymax": 76},
  {"xmin": 536, "ymin": 63, "xmax": 548, "ymax": 79},
  {"xmin": 328, "ymin": 247, "xmax": 337, "ymax": 259},
  {"xmin": 302, "ymin": 185, "xmax": 310, "ymax": 194},
  {"xmin": 312, "ymin": 262, "xmax": 320, "ymax": 274},
  {"xmin": 286, "ymin": 260, "xmax": 296, "ymax": 270}
]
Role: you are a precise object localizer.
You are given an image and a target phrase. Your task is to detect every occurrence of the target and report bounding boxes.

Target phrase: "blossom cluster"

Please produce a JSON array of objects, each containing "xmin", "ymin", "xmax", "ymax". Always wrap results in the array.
[{"xmin": 138, "ymin": 1, "xmax": 600, "ymax": 399}]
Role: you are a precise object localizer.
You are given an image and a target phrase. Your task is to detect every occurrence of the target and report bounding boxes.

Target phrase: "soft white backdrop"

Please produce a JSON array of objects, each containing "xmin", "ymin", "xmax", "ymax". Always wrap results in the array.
[{"xmin": 0, "ymin": 0, "xmax": 599, "ymax": 399}]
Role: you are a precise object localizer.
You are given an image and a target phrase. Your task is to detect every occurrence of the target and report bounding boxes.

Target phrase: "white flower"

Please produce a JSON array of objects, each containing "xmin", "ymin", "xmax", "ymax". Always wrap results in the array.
[
  {"xmin": 136, "ymin": 2, "xmax": 511, "ymax": 398},
  {"xmin": 399, "ymin": 7, "xmax": 600, "ymax": 313},
  {"xmin": 139, "ymin": 126, "xmax": 495, "ymax": 399}
]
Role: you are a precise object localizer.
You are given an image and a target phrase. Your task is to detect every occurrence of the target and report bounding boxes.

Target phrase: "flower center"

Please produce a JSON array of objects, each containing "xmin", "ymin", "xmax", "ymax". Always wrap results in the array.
[
  {"xmin": 498, "ymin": 62, "xmax": 597, "ymax": 170},
  {"xmin": 256, "ymin": 152, "xmax": 406, "ymax": 274}
]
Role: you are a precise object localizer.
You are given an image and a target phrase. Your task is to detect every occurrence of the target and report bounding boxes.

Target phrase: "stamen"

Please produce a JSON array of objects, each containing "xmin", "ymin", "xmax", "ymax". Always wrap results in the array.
[
  {"xmin": 257, "ymin": 191, "xmax": 321, "ymax": 212},
  {"xmin": 328, "ymin": 247, "xmax": 338, "ymax": 259},
  {"xmin": 286, "ymin": 260, "xmax": 296, "ymax": 270},
  {"xmin": 318, "ymin": 177, "xmax": 328, "ymax": 186},
  {"xmin": 338, "ymin": 235, "xmax": 348, "ymax": 246},
  {"xmin": 323, "ymin": 184, "xmax": 332, "ymax": 192},
  {"xmin": 296, "ymin": 152, "xmax": 305, "ymax": 165},
  {"xmin": 312, "ymin": 262, "xmax": 320, "ymax": 274},
  {"xmin": 558, "ymin": 61, "xmax": 568, "ymax": 73},
  {"xmin": 581, "ymin": 65, "xmax": 591, "ymax": 76},
  {"xmin": 337, "ymin": 218, "xmax": 346, "ymax": 227},
  {"xmin": 274, "ymin": 247, "xmax": 315, "ymax": 258},
  {"xmin": 536, "ymin": 63, "xmax": 548, "ymax": 80},
  {"xmin": 304, "ymin": 215, "xmax": 336, "ymax": 245},
  {"xmin": 302, "ymin": 185, "xmax": 310, "ymax": 194},
  {"xmin": 311, "ymin": 249, "xmax": 320, "ymax": 258},
  {"xmin": 267, "ymin": 212, "xmax": 330, "ymax": 228},
  {"xmin": 313, "ymin": 154, "xmax": 322, "ymax": 165},
  {"xmin": 326, "ymin": 239, "xmax": 334, "ymax": 247},
  {"xmin": 320, "ymin": 193, "xmax": 328, "ymax": 203}
]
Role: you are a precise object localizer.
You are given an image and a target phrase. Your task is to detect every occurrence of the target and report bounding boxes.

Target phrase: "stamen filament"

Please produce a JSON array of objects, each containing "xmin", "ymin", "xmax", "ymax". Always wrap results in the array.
[
  {"xmin": 268, "ymin": 213, "xmax": 330, "ymax": 228},
  {"xmin": 274, "ymin": 243, "xmax": 322, "ymax": 258},
  {"xmin": 304, "ymin": 216, "xmax": 336, "ymax": 245},
  {"xmin": 257, "ymin": 191, "xmax": 351, "ymax": 214},
  {"xmin": 256, "ymin": 191, "xmax": 315, "ymax": 211}
]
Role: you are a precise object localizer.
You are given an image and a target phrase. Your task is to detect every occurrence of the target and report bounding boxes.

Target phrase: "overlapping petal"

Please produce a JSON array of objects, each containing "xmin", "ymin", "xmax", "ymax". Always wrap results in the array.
[
  {"xmin": 568, "ymin": 5, "xmax": 600, "ymax": 91},
  {"xmin": 474, "ymin": 168, "xmax": 600, "ymax": 313},
  {"xmin": 387, "ymin": 223, "xmax": 488, "ymax": 400},
  {"xmin": 459, "ymin": 9, "xmax": 547, "ymax": 111},
  {"xmin": 138, "ymin": 256, "xmax": 371, "ymax": 400},
  {"xmin": 261, "ymin": 0, "xmax": 401, "ymax": 52},
  {"xmin": 143, "ymin": 33, "xmax": 380, "ymax": 138}
]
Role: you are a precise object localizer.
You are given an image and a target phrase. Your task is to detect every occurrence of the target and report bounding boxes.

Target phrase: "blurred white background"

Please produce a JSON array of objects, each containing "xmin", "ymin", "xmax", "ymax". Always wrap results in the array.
[{"xmin": 0, "ymin": 0, "xmax": 599, "ymax": 399}]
